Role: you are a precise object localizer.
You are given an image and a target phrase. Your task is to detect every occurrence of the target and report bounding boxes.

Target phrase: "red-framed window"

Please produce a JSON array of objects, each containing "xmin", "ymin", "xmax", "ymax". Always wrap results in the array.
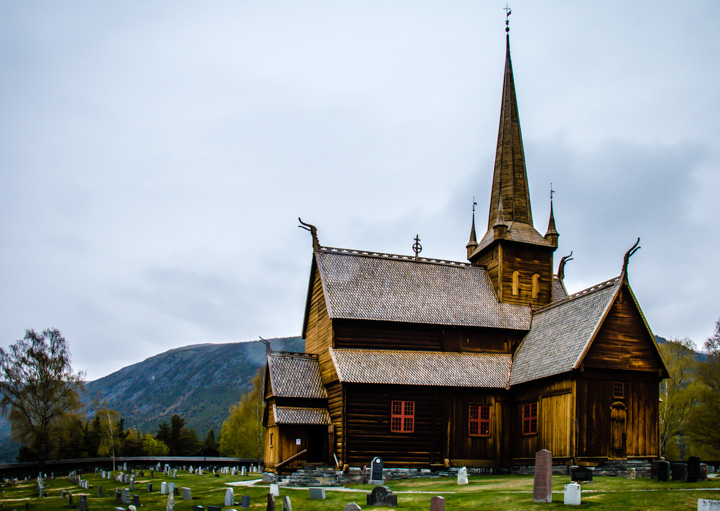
[
  {"xmin": 391, "ymin": 400, "xmax": 415, "ymax": 433},
  {"xmin": 522, "ymin": 402, "xmax": 537, "ymax": 435},
  {"xmin": 613, "ymin": 382, "xmax": 625, "ymax": 399},
  {"xmin": 469, "ymin": 404, "xmax": 491, "ymax": 437}
]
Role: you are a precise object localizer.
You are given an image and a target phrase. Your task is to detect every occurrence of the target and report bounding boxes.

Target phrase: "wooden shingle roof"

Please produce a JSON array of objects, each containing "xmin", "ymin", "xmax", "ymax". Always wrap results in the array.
[
  {"xmin": 330, "ymin": 348, "xmax": 512, "ymax": 388},
  {"xmin": 273, "ymin": 405, "xmax": 331, "ymax": 425},
  {"xmin": 315, "ymin": 247, "xmax": 531, "ymax": 330},
  {"xmin": 267, "ymin": 352, "xmax": 327, "ymax": 399},
  {"xmin": 509, "ymin": 278, "xmax": 620, "ymax": 385}
]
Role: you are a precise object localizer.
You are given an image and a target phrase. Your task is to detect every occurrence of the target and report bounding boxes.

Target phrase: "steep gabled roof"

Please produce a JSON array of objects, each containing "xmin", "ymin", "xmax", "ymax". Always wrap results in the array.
[
  {"xmin": 330, "ymin": 348, "xmax": 512, "ymax": 388},
  {"xmin": 313, "ymin": 247, "xmax": 531, "ymax": 330},
  {"xmin": 510, "ymin": 278, "xmax": 620, "ymax": 385},
  {"xmin": 552, "ymin": 276, "xmax": 568, "ymax": 302},
  {"xmin": 267, "ymin": 352, "xmax": 327, "ymax": 399}
]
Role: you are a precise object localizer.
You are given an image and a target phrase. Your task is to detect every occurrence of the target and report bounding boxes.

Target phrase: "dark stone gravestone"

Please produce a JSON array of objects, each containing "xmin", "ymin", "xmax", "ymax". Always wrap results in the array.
[
  {"xmin": 700, "ymin": 464, "xmax": 709, "ymax": 482},
  {"xmin": 651, "ymin": 461, "xmax": 670, "ymax": 481},
  {"xmin": 115, "ymin": 487, "xmax": 121, "ymax": 501},
  {"xmin": 533, "ymin": 449, "xmax": 553, "ymax": 503},
  {"xmin": 147, "ymin": 483, "xmax": 152, "ymax": 492},
  {"xmin": 369, "ymin": 457, "xmax": 384, "ymax": 483},
  {"xmin": 367, "ymin": 486, "xmax": 397, "ymax": 507},
  {"xmin": 97, "ymin": 484, "xmax": 102, "ymax": 497},
  {"xmin": 570, "ymin": 466, "xmax": 593, "ymax": 482},
  {"xmin": 688, "ymin": 456, "xmax": 701, "ymax": 483},
  {"xmin": 671, "ymin": 462, "xmax": 687, "ymax": 481},
  {"xmin": 62, "ymin": 489, "xmax": 67, "ymax": 499},
  {"xmin": 68, "ymin": 492, "xmax": 74, "ymax": 508},
  {"xmin": 133, "ymin": 494, "xmax": 140, "ymax": 507},
  {"xmin": 431, "ymin": 495, "xmax": 446, "ymax": 511},
  {"xmin": 78, "ymin": 495, "xmax": 87, "ymax": 511},
  {"xmin": 192, "ymin": 506, "xmax": 204, "ymax": 511},
  {"xmin": 308, "ymin": 488, "xmax": 325, "ymax": 499},
  {"xmin": 267, "ymin": 493, "xmax": 276, "ymax": 511},
  {"xmin": 207, "ymin": 506, "xmax": 221, "ymax": 511},
  {"xmin": 174, "ymin": 486, "xmax": 180, "ymax": 496},
  {"xmin": 240, "ymin": 495, "xmax": 251, "ymax": 508}
]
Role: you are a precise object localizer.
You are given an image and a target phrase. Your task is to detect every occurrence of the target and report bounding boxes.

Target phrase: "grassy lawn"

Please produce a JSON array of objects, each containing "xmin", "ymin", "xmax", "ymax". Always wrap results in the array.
[{"xmin": 1, "ymin": 471, "xmax": 719, "ymax": 510}]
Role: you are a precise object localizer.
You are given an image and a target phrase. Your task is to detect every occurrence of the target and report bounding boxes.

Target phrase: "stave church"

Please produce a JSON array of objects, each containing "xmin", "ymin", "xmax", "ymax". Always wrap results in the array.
[{"xmin": 263, "ymin": 26, "xmax": 668, "ymax": 473}]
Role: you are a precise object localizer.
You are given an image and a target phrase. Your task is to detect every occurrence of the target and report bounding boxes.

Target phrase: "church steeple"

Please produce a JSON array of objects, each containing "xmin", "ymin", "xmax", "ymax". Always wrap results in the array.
[
  {"xmin": 466, "ymin": 200, "xmax": 478, "ymax": 259},
  {"xmin": 487, "ymin": 34, "xmax": 533, "ymax": 230}
]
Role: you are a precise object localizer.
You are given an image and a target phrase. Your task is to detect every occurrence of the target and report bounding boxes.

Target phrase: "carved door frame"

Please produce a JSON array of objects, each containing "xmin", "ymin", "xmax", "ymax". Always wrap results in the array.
[{"xmin": 610, "ymin": 401, "xmax": 627, "ymax": 459}]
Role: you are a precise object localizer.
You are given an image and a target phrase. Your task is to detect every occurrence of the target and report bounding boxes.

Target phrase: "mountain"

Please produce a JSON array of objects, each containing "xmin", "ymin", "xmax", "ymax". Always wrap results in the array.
[{"xmin": 0, "ymin": 336, "xmax": 304, "ymax": 463}]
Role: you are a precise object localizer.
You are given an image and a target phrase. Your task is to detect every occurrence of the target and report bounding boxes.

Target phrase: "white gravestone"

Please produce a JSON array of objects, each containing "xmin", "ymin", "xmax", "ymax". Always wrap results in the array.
[
  {"xmin": 225, "ymin": 488, "xmax": 235, "ymax": 506},
  {"xmin": 457, "ymin": 467, "xmax": 469, "ymax": 485},
  {"xmin": 270, "ymin": 483, "xmax": 280, "ymax": 496},
  {"xmin": 564, "ymin": 483, "xmax": 581, "ymax": 506}
]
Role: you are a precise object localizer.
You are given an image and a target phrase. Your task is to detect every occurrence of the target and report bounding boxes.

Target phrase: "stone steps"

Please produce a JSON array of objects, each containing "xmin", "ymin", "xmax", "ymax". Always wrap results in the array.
[{"xmin": 281, "ymin": 466, "xmax": 342, "ymax": 487}]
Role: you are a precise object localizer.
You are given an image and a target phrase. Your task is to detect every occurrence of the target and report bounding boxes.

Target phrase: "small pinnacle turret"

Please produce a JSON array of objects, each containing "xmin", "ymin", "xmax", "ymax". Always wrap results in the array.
[
  {"xmin": 466, "ymin": 210, "xmax": 478, "ymax": 259},
  {"xmin": 545, "ymin": 199, "xmax": 559, "ymax": 248}
]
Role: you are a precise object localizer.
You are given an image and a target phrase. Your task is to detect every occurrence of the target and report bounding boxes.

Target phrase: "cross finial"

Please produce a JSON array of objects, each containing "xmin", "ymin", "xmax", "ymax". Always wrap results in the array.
[
  {"xmin": 472, "ymin": 196, "xmax": 477, "ymax": 214},
  {"xmin": 412, "ymin": 234, "xmax": 423, "ymax": 261},
  {"xmin": 550, "ymin": 183, "xmax": 555, "ymax": 202},
  {"xmin": 504, "ymin": 3, "xmax": 512, "ymax": 33}
]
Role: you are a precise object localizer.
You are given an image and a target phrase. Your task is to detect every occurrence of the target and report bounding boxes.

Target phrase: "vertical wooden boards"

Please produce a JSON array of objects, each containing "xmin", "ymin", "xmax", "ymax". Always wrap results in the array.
[{"xmin": 305, "ymin": 268, "xmax": 337, "ymax": 384}]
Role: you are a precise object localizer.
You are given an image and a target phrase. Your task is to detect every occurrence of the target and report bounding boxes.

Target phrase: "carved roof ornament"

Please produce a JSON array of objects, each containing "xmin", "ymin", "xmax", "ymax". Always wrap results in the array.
[
  {"xmin": 412, "ymin": 234, "xmax": 423, "ymax": 261},
  {"xmin": 298, "ymin": 217, "xmax": 321, "ymax": 252},
  {"xmin": 622, "ymin": 238, "xmax": 641, "ymax": 276},
  {"xmin": 466, "ymin": 198, "xmax": 478, "ymax": 252},
  {"xmin": 558, "ymin": 251, "xmax": 573, "ymax": 281}
]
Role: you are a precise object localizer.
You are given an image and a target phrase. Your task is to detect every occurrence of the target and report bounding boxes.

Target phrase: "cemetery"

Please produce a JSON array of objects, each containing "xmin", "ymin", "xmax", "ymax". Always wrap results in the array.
[{"xmin": 0, "ymin": 459, "xmax": 718, "ymax": 510}]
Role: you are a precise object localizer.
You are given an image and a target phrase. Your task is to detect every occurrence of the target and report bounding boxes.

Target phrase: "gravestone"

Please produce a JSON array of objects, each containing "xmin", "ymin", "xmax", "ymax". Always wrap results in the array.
[
  {"xmin": 366, "ymin": 486, "xmax": 397, "ymax": 507},
  {"xmin": 308, "ymin": 488, "xmax": 325, "ymax": 499},
  {"xmin": 241, "ymin": 495, "xmax": 251, "ymax": 508},
  {"xmin": 570, "ymin": 466, "xmax": 593, "ymax": 482},
  {"xmin": 282, "ymin": 495, "xmax": 292, "ymax": 511},
  {"xmin": 628, "ymin": 468, "xmax": 636, "ymax": 480},
  {"xmin": 698, "ymin": 500, "xmax": 720, "ymax": 511},
  {"xmin": 207, "ymin": 507, "xmax": 221, "ymax": 511},
  {"xmin": 267, "ymin": 493, "xmax": 276, "ymax": 511},
  {"xmin": 115, "ymin": 488, "xmax": 121, "ymax": 501},
  {"xmin": 98, "ymin": 484, "xmax": 103, "ymax": 497},
  {"xmin": 430, "ymin": 495, "xmax": 445, "ymax": 511},
  {"xmin": 564, "ymin": 483, "xmax": 581, "ymax": 505},
  {"xmin": 122, "ymin": 487, "xmax": 131, "ymax": 504},
  {"xmin": 79, "ymin": 495, "xmax": 88, "ymax": 511},
  {"xmin": 651, "ymin": 460, "xmax": 670, "ymax": 481},
  {"xmin": 150, "ymin": 469, "xmax": 154, "ymax": 479},
  {"xmin": 130, "ymin": 477, "xmax": 135, "ymax": 491},
  {"xmin": 688, "ymin": 456, "xmax": 701, "ymax": 483},
  {"xmin": 168, "ymin": 482, "xmax": 176, "ymax": 495},
  {"xmin": 344, "ymin": 503, "xmax": 362, "ymax": 511},
  {"xmin": 672, "ymin": 463, "xmax": 688, "ymax": 481},
  {"xmin": 192, "ymin": 506, "xmax": 204, "ymax": 511},
  {"xmin": 701, "ymin": 464, "xmax": 709, "ymax": 482},
  {"xmin": 241, "ymin": 466, "xmax": 247, "ymax": 476},
  {"xmin": 167, "ymin": 492, "xmax": 175, "ymax": 511},
  {"xmin": 270, "ymin": 483, "xmax": 280, "ymax": 496},
  {"xmin": 457, "ymin": 467, "xmax": 468, "ymax": 485},
  {"xmin": 533, "ymin": 449, "xmax": 553, "ymax": 503},
  {"xmin": 161, "ymin": 482, "xmax": 168, "ymax": 494},
  {"xmin": 68, "ymin": 492, "xmax": 74, "ymax": 508},
  {"xmin": 225, "ymin": 488, "xmax": 235, "ymax": 506},
  {"xmin": 133, "ymin": 494, "xmax": 141, "ymax": 507},
  {"xmin": 62, "ymin": 489, "xmax": 67, "ymax": 499},
  {"xmin": 173, "ymin": 469, "xmax": 178, "ymax": 479},
  {"xmin": 181, "ymin": 487, "xmax": 192, "ymax": 500},
  {"xmin": 369, "ymin": 457, "xmax": 384, "ymax": 484},
  {"xmin": 147, "ymin": 483, "xmax": 153, "ymax": 492}
]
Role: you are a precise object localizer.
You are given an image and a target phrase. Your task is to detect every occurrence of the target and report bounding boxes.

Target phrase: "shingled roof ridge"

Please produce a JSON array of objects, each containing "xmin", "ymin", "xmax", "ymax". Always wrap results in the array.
[
  {"xmin": 320, "ymin": 245, "xmax": 471, "ymax": 268},
  {"xmin": 533, "ymin": 276, "xmax": 621, "ymax": 314},
  {"xmin": 269, "ymin": 351, "xmax": 318, "ymax": 360}
]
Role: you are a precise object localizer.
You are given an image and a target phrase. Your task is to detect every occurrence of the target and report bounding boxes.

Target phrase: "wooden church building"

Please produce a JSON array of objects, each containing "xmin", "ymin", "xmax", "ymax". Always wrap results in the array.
[{"xmin": 263, "ymin": 31, "xmax": 668, "ymax": 473}]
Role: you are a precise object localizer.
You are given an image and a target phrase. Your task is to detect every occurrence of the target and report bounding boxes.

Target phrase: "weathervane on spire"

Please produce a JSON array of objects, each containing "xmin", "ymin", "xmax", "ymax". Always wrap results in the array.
[
  {"xmin": 504, "ymin": 3, "xmax": 512, "ymax": 32},
  {"xmin": 550, "ymin": 183, "xmax": 555, "ymax": 203},
  {"xmin": 412, "ymin": 234, "xmax": 423, "ymax": 261},
  {"xmin": 472, "ymin": 196, "xmax": 477, "ymax": 214}
]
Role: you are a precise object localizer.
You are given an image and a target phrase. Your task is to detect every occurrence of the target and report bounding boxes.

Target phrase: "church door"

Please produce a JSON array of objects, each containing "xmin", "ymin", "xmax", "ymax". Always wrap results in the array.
[{"xmin": 610, "ymin": 402, "xmax": 627, "ymax": 458}]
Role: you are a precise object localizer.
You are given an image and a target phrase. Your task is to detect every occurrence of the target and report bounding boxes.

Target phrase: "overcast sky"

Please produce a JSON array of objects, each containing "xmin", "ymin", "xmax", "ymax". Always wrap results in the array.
[{"xmin": 1, "ymin": 1, "xmax": 718, "ymax": 381}]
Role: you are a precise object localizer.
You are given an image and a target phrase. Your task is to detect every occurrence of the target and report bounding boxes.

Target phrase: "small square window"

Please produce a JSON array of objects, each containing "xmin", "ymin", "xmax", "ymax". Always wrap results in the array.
[
  {"xmin": 390, "ymin": 400, "xmax": 414, "ymax": 433},
  {"xmin": 613, "ymin": 382, "xmax": 625, "ymax": 399},
  {"xmin": 522, "ymin": 402, "xmax": 537, "ymax": 435},
  {"xmin": 469, "ymin": 404, "xmax": 491, "ymax": 437}
]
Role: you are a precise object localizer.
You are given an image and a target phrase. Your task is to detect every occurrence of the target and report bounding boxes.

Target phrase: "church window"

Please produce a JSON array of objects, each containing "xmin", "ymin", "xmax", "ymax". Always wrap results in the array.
[
  {"xmin": 613, "ymin": 382, "xmax": 625, "ymax": 399},
  {"xmin": 522, "ymin": 402, "xmax": 537, "ymax": 434},
  {"xmin": 469, "ymin": 404, "xmax": 491, "ymax": 437},
  {"xmin": 532, "ymin": 274, "xmax": 540, "ymax": 298},
  {"xmin": 391, "ymin": 400, "xmax": 415, "ymax": 433},
  {"xmin": 512, "ymin": 271, "xmax": 520, "ymax": 295}
]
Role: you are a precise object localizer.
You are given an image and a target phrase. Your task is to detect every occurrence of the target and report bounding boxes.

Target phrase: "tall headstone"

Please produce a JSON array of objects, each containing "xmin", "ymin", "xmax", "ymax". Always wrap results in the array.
[
  {"xmin": 147, "ymin": 483, "xmax": 153, "ymax": 492},
  {"xmin": 168, "ymin": 482, "xmax": 176, "ymax": 495},
  {"xmin": 130, "ymin": 476, "xmax": 135, "ymax": 491},
  {"xmin": 267, "ymin": 493, "xmax": 276, "ymax": 511},
  {"xmin": 79, "ymin": 495, "xmax": 87, "ymax": 511},
  {"xmin": 241, "ymin": 495, "xmax": 251, "ymax": 508},
  {"xmin": 430, "ymin": 495, "xmax": 445, "ymax": 511},
  {"xmin": 533, "ymin": 449, "xmax": 553, "ymax": 503},
  {"xmin": 370, "ymin": 457, "xmax": 384, "ymax": 484},
  {"xmin": 225, "ymin": 488, "xmax": 235, "ymax": 506},
  {"xmin": 700, "ymin": 464, "xmax": 709, "ymax": 482},
  {"xmin": 133, "ymin": 494, "xmax": 141, "ymax": 507},
  {"xmin": 161, "ymin": 482, "xmax": 168, "ymax": 494},
  {"xmin": 166, "ymin": 492, "xmax": 175, "ymax": 511},
  {"xmin": 173, "ymin": 469, "xmax": 178, "ymax": 479},
  {"xmin": 98, "ymin": 484, "xmax": 103, "ymax": 497},
  {"xmin": 688, "ymin": 456, "xmax": 701, "ymax": 483},
  {"xmin": 270, "ymin": 483, "xmax": 280, "ymax": 497},
  {"xmin": 122, "ymin": 487, "xmax": 131, "ymax": 504},
  {"xmin": 457, "ymin": 467, "xmax": 468, "ymax": 485},
  {"xmin": 282, "ymin": 495, "xmax": 292, "ymax": 511}
]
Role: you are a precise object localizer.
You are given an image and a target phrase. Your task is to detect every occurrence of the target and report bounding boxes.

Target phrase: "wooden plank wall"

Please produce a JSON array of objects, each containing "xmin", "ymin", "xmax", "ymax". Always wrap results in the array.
[
  {"xmin": 326, "ymin": 381, "xmax": 344, "ymax": 465},
  {"xmin": 304, "ymin": 269, "xmax": 337, "ymax": 384},
  {"xmin": 334, "ymin": 320, "xmax": 443, "ymax": 351},
  {"xmin": 447, "ymin": 390, "xmax": 509, "ymax": 463},
  {"xmin": 583, "ymin": 286, "xmax": 664, "ymax": 372},
  {"xmin": 576, "ymin": 371, "xmax": 659, "ymax": 458},
  {"xmin": 345, "ymin": 384, "xmax": 443, "ymax": 467}
]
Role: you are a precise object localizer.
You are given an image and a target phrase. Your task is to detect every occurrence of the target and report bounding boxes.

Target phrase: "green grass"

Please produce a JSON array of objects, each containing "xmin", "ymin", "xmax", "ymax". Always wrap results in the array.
[{"xmin": 1, "ymin": 471, "xmax": 719, "ymax": 510}]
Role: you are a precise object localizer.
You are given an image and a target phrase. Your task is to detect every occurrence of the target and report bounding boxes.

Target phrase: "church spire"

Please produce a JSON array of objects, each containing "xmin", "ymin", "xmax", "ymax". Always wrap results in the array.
[
  {"xmin": 466, "ymin": 198, "xmax": 478, "ymax": 258},
  {"xmin": 545, "ymin": 185, "xmax": 559, "ymax": 247},
  {"xmin": 487, "ymin": 32, "xmax": 533, "ymax": 230}
]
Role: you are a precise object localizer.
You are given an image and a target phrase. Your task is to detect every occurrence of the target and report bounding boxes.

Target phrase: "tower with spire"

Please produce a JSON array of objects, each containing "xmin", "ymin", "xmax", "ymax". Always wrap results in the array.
[{"xmin": 466, "ymin": 28, "xmax": 558, "ymax": 307}]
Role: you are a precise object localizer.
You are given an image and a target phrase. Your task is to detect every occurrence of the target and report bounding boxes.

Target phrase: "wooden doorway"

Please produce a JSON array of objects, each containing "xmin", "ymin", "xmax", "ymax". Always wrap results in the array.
[{"xmin": 610, "ymin": 402, "xmax": 627, "ymax": 458}]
